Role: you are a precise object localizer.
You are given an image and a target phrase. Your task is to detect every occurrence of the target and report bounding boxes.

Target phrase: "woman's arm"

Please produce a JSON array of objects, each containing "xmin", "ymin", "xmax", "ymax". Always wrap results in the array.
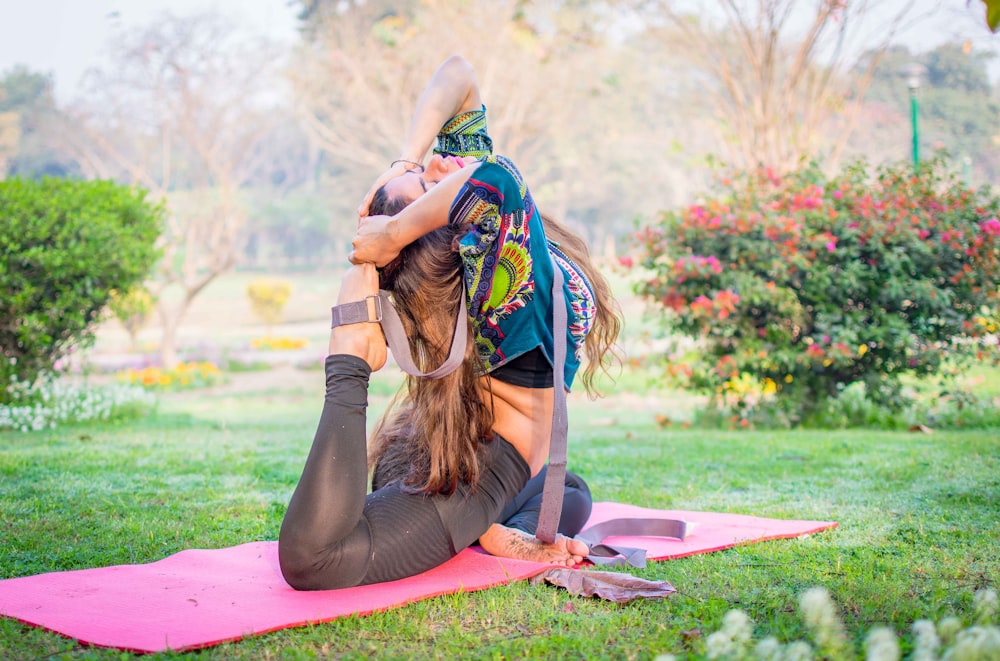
[
  {"xmin": 398, "ymin": 55, "xmax": 483, "ymax": 164},
  {"xmin": 358, "ymin": 55, "xmax": 483, "ymax": 216},
  {"xmin": 350, "ymin": 163, "xmax": 480, "ymax": 266}
]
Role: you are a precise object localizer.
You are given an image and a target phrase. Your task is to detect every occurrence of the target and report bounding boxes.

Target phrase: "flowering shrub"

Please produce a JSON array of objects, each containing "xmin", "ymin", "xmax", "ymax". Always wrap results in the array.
[
  {"xmin": 633, "ymin": 159, "xmax": 1000, "ymax": 424},
  {"xmin": 246, "ymin": 279, "xmax": 292, "ymax": 329},
  {"xmin": 0, "ymin": 377, "xmax": 157, "ymax": 432},
  {"xmin": 249, "ymin": 336, "xmax": 309, "ymax": 351},
  {"xmin": 655, "ymin": 586, "xmax": 999, "ymax": 661},
  {"xmin": 116, "ymin": 361, "xmax": 222, "ymax": 390}
]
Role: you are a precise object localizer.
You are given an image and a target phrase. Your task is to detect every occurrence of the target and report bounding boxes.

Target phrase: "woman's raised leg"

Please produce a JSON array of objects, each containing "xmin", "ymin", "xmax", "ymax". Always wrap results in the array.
[{"xmin": 277, "ymin": 264, "xmax": 387, "ymax": 589}]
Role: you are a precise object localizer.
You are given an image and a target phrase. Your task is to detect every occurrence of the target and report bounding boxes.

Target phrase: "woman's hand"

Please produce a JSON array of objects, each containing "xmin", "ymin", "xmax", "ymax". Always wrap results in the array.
[
  {"xmin": 357, "ymin": 161, "xmax": 420, "ymax": 217},
  {"xmin": 350, "ymin": 215, "xmax": 400, "ymax": 267}
]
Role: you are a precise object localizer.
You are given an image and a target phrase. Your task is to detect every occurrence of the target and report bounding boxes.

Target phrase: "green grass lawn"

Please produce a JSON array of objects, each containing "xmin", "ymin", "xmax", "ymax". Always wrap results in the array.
[{"xmin": 1, "ymin": 368, "xmax": 998, "ymax": 660}]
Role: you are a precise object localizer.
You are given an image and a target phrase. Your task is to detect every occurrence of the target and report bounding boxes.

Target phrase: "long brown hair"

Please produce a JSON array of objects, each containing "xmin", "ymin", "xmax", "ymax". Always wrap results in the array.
[
  {"xmin": 368, "ymin": 225, "xmax": 495, "ymax": 495},
  {"xmin": 367, "ymin": 189, "xmax": 622, "ymax": 494},
  {"xmin": 540, "ymin": 212, "xmax": 622, "ymax": 398}
]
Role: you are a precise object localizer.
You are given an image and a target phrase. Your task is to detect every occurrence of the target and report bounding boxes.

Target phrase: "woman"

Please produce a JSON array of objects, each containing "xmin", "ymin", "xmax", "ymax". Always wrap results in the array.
[{"xmin": 278, "ymin": 56, "xmax": 620, "ymax": 590}]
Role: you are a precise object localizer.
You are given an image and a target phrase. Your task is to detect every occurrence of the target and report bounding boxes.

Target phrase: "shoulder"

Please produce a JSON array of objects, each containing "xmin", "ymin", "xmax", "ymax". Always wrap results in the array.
[{"xmin": 464, "ymin": 156, "xmax": 525, "ymax": 212}]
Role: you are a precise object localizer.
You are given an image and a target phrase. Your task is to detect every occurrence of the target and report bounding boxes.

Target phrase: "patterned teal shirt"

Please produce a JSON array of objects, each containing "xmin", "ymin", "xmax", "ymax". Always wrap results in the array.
[{"xmin": 437, "ymin": 107, "xmax": 596, "ymax": 389}]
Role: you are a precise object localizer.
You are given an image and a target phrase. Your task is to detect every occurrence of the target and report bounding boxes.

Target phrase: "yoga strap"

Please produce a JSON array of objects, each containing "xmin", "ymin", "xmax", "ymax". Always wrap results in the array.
[
  {"xmin": 534, "ymin": 260, "xmax": 567, "ymax": 544},
  {"xmin": 358, "ymin": 251, "xmax": 682, "ymax": 561},
  {"xmin": 376, "ymin": 289, "xmax": 467, "ymax": 380},
  {"xmin": 576, "ymin": 517, "xmax": 688, "ymax": 569}
]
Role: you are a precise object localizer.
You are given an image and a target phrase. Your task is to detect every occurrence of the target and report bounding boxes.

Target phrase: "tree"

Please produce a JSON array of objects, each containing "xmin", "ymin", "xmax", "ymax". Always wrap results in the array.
[
  {"xmin": 858, "ymin": 42, "xmax": 1000, "ymax": 183},
  {"xmin": 291, "ymin": 0, "xmax": 669, "ymax": 247},
  {"xmin": 0, "ymin": 67, "xmax": 79, "ymax": 179},
  {"xmin": 639, "ymin": 0, "xmax": 930, "ymax": 174},
  {"xmin": 69, "ymin": 13, "xmax": 286, "ymax": 367}
]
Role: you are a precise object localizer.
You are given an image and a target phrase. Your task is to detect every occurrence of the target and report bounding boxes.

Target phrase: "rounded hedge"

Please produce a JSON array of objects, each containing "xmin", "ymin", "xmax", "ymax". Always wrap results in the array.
[{"xmin": 1, "ymin": 178, "xmax": 162, "ymax": 402}]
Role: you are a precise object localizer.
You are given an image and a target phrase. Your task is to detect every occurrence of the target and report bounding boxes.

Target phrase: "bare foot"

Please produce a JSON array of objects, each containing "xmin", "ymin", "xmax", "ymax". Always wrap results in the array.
[
  {"xmin": 478, "ymin": 524, "xmax": 589, "ymax": 568},
  {"xmin": 329, "ymin": 263, "xmax": 387, "ymax": 371}
]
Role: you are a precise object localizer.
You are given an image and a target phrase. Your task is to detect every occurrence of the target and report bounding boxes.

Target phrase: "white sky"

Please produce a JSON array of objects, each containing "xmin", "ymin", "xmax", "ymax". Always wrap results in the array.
[
  {"xmin": 0, "ymin": 0, "xmax": 299, "ymax": 102},
  {"xmin": 1, "ymin": 0, "xmax": 998, "ymax": 105}
]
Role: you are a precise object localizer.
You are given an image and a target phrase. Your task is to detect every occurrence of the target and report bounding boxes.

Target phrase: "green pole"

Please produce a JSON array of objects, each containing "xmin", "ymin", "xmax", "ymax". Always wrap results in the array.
[{"xmin": 910, "ymin": 89, "xmax": 919, "ymax": 167}]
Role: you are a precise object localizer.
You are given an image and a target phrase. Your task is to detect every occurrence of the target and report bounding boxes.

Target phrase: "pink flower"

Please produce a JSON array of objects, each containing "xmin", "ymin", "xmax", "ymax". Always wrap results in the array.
[
  {"xmin": 617, "ymin": 256, "xmax": 634, "ymax": 269},
  {"xmin": 833, "ymin": 190, "xmax": 843, "ymax": 200},
  {"xmin": 981, "ymin": 217, "xmax": 1000, "ymax": 236},
  {"xmin": 941, "ymin": 232, "xmax": 951, "ymax": 243},
  {"xmin": 918, "ymin": 229, "xmax": 930, "ymax": 239},
  {"xmin": 690, "ymin": 295, "xmax": 713, "ymax": 314},
  {"xmin": 825, "ymin": 242, "xmax": 836, "ymax": 252}
]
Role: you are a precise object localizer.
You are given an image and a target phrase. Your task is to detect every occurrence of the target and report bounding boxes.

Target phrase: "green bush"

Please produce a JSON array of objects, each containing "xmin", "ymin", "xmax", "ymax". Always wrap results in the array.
[
  {"xmin": 0, "ymin": 178, "xmax": 162, "ymax": 403},
  {"xmin": 632, "ymin": 159, "xmax": 1000, "ymax": 425}
]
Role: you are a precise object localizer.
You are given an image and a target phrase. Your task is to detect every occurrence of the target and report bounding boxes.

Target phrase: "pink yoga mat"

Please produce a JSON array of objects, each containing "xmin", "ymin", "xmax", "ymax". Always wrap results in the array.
[{"xmin": 0, "ymin": 503, "xmax": 836, "ymax": 653}]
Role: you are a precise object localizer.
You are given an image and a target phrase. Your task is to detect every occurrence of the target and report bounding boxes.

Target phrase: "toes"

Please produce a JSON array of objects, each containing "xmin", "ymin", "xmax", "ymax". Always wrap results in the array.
[{"xmin": 561, "ymin": 535, "xmax": 590, "ymax": 558}]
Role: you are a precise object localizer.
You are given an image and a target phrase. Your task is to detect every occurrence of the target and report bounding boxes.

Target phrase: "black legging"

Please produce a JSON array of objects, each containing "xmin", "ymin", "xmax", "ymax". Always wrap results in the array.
[
  {"xmin": 278, "ymin": 355, "xmax": 592, "ymax": 591},
  {"xmin": 497, "ymin": 466, "xmax": 591, "ymax": 537}
]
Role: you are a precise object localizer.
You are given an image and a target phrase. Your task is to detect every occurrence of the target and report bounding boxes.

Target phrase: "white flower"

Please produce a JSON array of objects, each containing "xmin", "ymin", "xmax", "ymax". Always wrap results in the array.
[
  {"xmin": 722, "ymin": 609, "xmax": 754, "ymax": 644},
  {"xmin": 939, "ymin": 617, "xmax": 965, "ymax": 645},
  {"xmin": 973, "ymin": 589, "xmax": 998, "ymax": 626},
  {"xmin": 942, "ymin": 625, "xmax": 1000, "ymax": 661},
  {"xmin": 913, "ymin": 619, "xmax": 941, "ymax": 661},
  {"xmin": 706, "ymin": 629, "xmax": 738, "ymax": 659},
  {"xmin": 865, "ymin": 627, "xmax": 900, "ymax": 661},
  {"xmin": 753, "ymin": 636, "xmax": 782, "ymax": 661},
  {"xmin": 799, "ymin": 586, "xmax": 848, "ymax": 659},
  {"xmin": 783, "ymin": 641, "xmax": 814, "ymax": 661}
]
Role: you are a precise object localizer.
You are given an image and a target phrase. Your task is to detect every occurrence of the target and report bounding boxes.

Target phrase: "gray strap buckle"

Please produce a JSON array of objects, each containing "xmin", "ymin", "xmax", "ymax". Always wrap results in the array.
[{"xmin": 330, "ymin": 295, "xmax": 383, "ymax": 328}]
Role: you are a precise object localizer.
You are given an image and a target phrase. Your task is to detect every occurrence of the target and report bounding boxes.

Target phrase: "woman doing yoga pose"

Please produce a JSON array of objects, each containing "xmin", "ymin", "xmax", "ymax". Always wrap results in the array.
[{"xmin": 278, "ymin": 56, "xmax": 620, "ymax": 590}]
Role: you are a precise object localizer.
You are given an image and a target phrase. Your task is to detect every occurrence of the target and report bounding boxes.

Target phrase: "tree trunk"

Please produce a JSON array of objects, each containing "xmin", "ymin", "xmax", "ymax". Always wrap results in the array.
[{"xmin": 157, "ymin": 301, "xmax": 186, "ymax": 369}]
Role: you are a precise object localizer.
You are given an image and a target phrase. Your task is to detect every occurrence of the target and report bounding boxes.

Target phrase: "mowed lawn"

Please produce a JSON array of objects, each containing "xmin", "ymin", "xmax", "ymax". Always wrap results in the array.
[
  {"xmin": 2, "ymin": 270, "xmax": 998, "ymax": 659},
  {"xmin": 1, "ymin": 369, "xmax": 997, "ymax": 660}
]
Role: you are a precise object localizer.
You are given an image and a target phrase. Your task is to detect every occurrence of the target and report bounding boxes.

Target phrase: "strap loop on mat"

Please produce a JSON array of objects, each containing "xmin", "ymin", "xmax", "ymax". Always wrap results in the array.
[{"xmin": 576, "ymin": 517, "xmax": 688, "ymax": 568}]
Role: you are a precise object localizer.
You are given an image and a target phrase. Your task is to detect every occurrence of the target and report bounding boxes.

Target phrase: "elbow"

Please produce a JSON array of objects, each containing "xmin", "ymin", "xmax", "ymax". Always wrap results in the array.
[
  {"xmin": 442, "ymin": 54, "xmax": 473, "ymax": 74},
  {"xmin": 439, "ymin": 54, "xmax": 476, "ymax": 87}
]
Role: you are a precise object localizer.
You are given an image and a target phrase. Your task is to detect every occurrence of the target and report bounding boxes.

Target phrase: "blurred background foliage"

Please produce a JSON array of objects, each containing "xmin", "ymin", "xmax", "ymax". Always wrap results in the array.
[{"xmin": 2, "ymin": 0, "xmax": 999, "ymax": 370}]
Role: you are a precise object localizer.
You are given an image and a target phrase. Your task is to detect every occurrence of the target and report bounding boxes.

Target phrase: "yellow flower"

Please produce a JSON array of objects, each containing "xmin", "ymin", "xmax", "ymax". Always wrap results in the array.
[
  {"xmin": 784, "ymin": 374, "xmax": 794, "ymax": 383},
  {"xmin": 858, "ymin": 344, "xmax": 868, "ymax": 356}
]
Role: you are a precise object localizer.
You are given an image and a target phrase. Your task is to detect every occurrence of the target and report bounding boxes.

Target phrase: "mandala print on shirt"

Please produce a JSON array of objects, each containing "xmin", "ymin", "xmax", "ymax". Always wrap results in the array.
[{"xmin": 470, "ymin": 212, "xmax": 535, "ymax": 370}]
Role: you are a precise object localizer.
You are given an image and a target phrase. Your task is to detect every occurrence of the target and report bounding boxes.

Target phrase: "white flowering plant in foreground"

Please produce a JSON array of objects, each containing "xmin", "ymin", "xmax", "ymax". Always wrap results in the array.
[
  {"xmin": 656, "ymin": 587, "xmax": 998, "ymax": 661},
  {"xmin": 0, "ymin": 376, "xmax": 157, "ymax": 432}
]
